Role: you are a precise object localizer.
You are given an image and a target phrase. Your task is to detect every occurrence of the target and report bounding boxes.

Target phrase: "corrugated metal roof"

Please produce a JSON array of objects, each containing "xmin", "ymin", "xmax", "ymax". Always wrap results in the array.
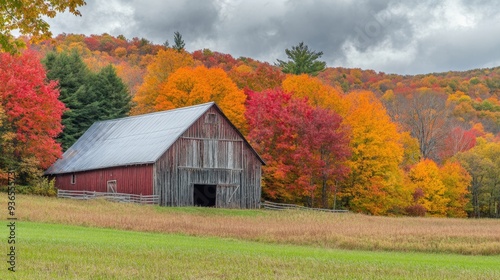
[{"xmin": 45, "ymin": 102, "xmax": 215, "ymax": 174}]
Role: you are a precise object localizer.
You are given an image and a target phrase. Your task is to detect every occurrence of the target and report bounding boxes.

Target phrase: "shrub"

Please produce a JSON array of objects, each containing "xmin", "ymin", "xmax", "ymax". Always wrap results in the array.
[
  {"xmin": 405, "ymin": 204, "xmax": 427, "ymax": 217},
  {"xmin": 1, "ymin": 176, "xmax": 57, "ymax": 197},
  {"xmin": 32, "ymin": 177, "xmax": 57, "ymax": 196}
]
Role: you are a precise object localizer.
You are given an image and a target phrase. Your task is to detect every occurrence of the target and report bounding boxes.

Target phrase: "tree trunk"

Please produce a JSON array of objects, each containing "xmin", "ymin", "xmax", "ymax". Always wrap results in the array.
[{"xmin": 321, "ymin": 178, "xmax": 328, "ymax": 208}]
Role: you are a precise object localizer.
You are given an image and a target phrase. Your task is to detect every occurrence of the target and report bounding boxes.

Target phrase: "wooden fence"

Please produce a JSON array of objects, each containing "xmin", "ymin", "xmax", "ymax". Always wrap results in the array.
[
  {"xmin": 57, "ymin": 189, "xmax": 160, "ymax": 205},
  {"xmin": 262, "ymin": 200, "xmax": 348, "ymax": 213}
]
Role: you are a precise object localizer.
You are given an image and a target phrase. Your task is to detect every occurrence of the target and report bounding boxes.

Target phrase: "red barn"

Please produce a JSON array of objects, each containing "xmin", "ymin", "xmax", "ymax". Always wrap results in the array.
[{"xmin": 45, "ymin": 102, "xmax": 264, "ymax": 208}]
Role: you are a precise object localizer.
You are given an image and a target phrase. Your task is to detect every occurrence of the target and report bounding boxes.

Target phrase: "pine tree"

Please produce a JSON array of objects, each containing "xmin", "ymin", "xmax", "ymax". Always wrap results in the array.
[
  {"xmin": 69, "ymin": 65, "xmax": 132, "ymax": 142},
  {"xmin": 173, "ymin": 31, "xmax": 185, "ymax": 52},
  {"xmin": 43, "ymin": 51, "xmax": 89, "ymax": 150},
  {"xmin": 276, "ymin": 42, "xmax": 326, "ymax": 76},
  {"xmin": 93, "ymin": 65, "xmax": 132, "ymax": 119}
]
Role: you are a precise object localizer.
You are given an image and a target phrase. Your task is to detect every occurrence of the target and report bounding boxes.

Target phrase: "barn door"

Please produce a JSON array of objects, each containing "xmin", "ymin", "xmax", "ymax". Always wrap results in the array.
[
  {"xmin": 107, "ymin": 180, "xmax": 117, "ymax": 193},
  {"xmin": 216, "ymin": 185, "xmax": 240, "ymax": 208}
]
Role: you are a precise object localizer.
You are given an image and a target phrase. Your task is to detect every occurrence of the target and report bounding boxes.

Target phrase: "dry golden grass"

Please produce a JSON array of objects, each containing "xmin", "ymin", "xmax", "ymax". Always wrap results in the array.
[{"xmin": 5, "ymin": 194, "xmax": 500, "ymax": 255}]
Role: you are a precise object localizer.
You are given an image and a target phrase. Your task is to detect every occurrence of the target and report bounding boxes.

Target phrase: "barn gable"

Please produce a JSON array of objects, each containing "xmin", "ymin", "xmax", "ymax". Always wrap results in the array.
[{"xmin": 155, "ymin": 105, "xmax": 262, "ymax": 208}]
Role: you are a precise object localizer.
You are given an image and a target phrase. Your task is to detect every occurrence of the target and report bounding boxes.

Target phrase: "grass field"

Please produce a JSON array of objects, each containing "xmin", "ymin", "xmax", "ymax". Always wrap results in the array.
[
  {"xmin": 1, "ymin": 221, "xmax": 499, "ymax": 279},
  {"xmin": 1, "ymin": 195, "xmax": 500, "ymax": 279},
  {"xmin": 6, "ymin": 195, "xmax": 500, "ymax": 255}
]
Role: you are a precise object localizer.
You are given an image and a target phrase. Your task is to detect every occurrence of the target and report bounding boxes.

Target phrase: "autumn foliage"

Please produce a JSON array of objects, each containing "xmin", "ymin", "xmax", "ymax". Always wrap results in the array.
[
  {"xmin": 455, "ymin": 139, "xmax": 500, "ymax": 217},
  {"xmin": 155, "ymin": 66, "xmax": 247, "ymax": 131},
  {"xmin": 4, "ymin": 33, "xmax": 498, "ymax": 217},
  {"xmin": 340, "ymin": 91, "xmax": 406, "ymax": 215},
  {"xmin": 0, "ymin": 51, "xmax": 64, "ymax": 183},
  {"xmin": 228, "ymin": 62, "xmax": 285, "ymax": 92},
  {"xmin": 406, "ymin": 159, "xmax": 471, "ymax": 217},
  {"xmin": 132, "ymin": 48, "xmax": 194, "ymax": 114},
  {"xmin": 246, "ymin": 89, "xmax": 350, "ymax": 206},
  {"xmin": 282, "ymin": 74, "xmax": 346, "ymax": 115},
  {"xmin": 439, "ymin": 162, "xmax": 471, "ymax": 217}
]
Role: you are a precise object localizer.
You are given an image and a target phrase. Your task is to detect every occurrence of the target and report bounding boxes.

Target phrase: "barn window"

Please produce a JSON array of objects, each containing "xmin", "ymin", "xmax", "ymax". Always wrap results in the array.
[
  {"xmin": 71, "ymin": 173, "xmax": 76, "ymax": 185},
  {"xmin": 205, "ymin": 113, "xmax": 217, "ymax": 124},
  {"xmin": 107, "ymin": 180, "xmax": 117, "ymax": 193}
]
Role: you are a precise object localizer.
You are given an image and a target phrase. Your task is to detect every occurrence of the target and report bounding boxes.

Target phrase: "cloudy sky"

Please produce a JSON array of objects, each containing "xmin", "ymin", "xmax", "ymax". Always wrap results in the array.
[{"xmin": 47, "ymin": 0, "xmax": 500, "ymax": 75}]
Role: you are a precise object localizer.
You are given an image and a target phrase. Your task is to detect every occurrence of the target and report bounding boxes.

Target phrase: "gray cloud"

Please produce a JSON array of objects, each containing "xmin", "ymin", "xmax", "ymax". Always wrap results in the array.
[
  {"xmin": 46, "ymin": 0, "xmax": 500, "ymax": 75},
  {"xmin": 128, "ymin": 0, "xmax": 220, "ymax": 43}
]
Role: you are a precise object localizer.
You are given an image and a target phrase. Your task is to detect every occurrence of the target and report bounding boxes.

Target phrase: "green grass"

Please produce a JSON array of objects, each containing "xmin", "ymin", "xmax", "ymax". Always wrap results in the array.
[{"xmin": 2, "ymin": 221, "xmax": 499, "ymax": 279}]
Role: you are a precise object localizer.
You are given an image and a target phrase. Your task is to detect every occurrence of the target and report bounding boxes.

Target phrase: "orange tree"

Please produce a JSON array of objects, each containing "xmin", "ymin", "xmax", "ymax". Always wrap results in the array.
[
  {"xmin": 155, "ymin": 66, "xmax": 247, "ymax": 132},
  {"xmin": 281, "ymin": 74, "xmax": 346, "ymax": 115},
  {"xmin": 228, "ymin": 62, "xmax": 285, "ymax": 92},
  {"xmin": 132, "ymin": 48, "xmax": 194, "ymax": 114},
  {"xmin": 340, "ymin": 90, "xmax": 407, "ymax": 215}
]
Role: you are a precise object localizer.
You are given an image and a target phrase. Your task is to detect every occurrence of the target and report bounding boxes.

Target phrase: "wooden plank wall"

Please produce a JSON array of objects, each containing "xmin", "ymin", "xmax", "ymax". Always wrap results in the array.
[
  {"xmin": 154, "ymin": 106, "xmax": 262, "ymax": 208},
  {"xmin": 55, "ymin": 165, "xmax": 154, "ymax": 195}
]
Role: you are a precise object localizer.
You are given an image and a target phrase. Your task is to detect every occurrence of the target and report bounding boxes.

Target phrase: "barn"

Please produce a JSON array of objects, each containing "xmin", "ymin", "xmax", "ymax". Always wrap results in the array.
[{"xmin": 45, "ymin": 102, "xmax": 264, "ymax": 208}]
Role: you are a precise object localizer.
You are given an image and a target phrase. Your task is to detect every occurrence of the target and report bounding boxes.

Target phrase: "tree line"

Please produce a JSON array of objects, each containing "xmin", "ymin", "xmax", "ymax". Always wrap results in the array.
[{"xmin": 1, "ymin": 28, "xmax": 499, "ymax": 217}]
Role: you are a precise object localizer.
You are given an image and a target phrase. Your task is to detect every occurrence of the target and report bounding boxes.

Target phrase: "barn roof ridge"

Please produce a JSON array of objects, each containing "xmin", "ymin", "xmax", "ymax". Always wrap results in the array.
[
  {"xmin": 45, "ymin": 102, "xmax": 264, "ymax": 175},
  {"xmin": 93, "ymin": 101, "xmax": 216, "ymax": 125}
]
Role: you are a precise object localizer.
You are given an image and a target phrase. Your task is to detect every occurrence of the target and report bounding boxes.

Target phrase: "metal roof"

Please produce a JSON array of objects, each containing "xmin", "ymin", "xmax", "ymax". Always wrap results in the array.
[{"xmin": 45, "ymin": 102, "xmax": 216, "ymax": 174}]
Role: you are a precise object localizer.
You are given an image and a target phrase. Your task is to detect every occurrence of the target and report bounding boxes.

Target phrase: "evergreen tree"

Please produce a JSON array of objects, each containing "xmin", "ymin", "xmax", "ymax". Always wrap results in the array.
[
  {"xmin": 276, "ymin": 42, "xmax": 326, "ymax": 76},
  {"xmin": 92, "ymin": 65, "xmax": 132, "ymax": 120},
  {"xmin": 43, "ymin": 51, "xmax": 89, "ymax": 150},
  {"xmin": 44, "ymin": 52, "xmax": 132, "ymax": 150},
  {"xmin": 173, "ymin": 31, "xmax": 185, "ymax": 52},
  {"xmin": 73, "ymin": 82, "xmax": 101, "ymax": 140}
]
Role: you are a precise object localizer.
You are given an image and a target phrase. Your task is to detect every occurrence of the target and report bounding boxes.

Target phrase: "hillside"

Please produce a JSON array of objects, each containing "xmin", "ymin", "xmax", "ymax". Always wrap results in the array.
[
  {"xmin": 30, "ymin": 33, "xmax": 500, "ymax": 135},
  {"xmin": 1, "ymin": 33, "xmax": 495, "ymax": 217}
]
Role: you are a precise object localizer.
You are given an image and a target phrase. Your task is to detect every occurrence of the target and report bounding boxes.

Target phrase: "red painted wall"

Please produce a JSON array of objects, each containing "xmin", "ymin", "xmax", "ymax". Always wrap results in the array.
[{"xmin": 55, "ymin": 165, "xmax": 153, "ymax": 195}]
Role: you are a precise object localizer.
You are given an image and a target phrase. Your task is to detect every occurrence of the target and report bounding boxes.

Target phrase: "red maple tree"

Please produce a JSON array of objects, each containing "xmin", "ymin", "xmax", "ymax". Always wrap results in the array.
[
  {"xmin": 245, "ymin": 89, "xmax": 350, "ymax": 207},
  {"xmin": 0, "ymin": 50, "xmax": 65, "ymax": 172}
]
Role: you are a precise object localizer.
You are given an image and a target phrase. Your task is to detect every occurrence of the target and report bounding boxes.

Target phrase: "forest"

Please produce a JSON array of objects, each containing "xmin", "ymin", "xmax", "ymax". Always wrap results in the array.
[{"xmin": 1, "ymin": 33, "xmax": 500, "ymax": 218}]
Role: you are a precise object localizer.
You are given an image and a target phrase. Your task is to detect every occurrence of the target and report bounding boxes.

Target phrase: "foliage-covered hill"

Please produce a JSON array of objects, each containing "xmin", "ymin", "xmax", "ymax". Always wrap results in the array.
[
  {"xmin": 29, "ymin": 33, "xmax": 500, "ymax": 135},
  {"xmin": 7, "ymin": 33, "xmax": 498, "ymax": 217}
]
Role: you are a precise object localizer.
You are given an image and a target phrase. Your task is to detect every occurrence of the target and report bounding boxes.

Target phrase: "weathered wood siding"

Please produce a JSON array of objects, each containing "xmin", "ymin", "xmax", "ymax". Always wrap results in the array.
[
  {"xmin": 54, "ymin": 165, "xmax": 154, "ymax": 195},
  {"xmin": 154, "ymin": 107, "xmax": 262, "ymax": 208}
]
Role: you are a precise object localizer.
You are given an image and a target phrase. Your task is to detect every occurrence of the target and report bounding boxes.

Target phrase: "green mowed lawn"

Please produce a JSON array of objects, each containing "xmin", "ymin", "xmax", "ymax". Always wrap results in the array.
[{"xmin": 1, "ymin": 222, "xmax": 499, "ymax": 279}]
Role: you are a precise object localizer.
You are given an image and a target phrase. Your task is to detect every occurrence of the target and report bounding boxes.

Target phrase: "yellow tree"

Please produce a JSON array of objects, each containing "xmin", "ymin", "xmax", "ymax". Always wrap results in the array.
[
  {"xmin": 455, "ymin": 139, "xmax": 500, "ymax": 217},
  {"xmin": 439, "ymin": 162, "xmax": 471, "ymax": 217},
  {"xmin": 0, "ymin": 0, "xmax": 86, "ymax": 53},
  {"xmin": 132, "ymin": 49, "xmax": 194, "ymax": 114},
  {"xmin": 155, "ymin": 66, "xmax": 246, "ymax": 131},
  {"xmin": 407, "ymin": 159, "xmax": 450, "ymax": 217},
  {"xmin": 400, "ymin": 132, "xmax": 421, "ymax": 170},
  {"xmin": 341, "ymin": 90, "xmax": 407, "ymax": 215},
  {"xmin": 282, "ymin": 74, "xmax": 346, "ymax": 115}
]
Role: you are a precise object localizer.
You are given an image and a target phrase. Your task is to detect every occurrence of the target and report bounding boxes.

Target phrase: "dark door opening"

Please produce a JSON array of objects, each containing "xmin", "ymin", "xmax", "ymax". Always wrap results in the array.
[{"xmin": 193, "ymin": 184, "xmax": 217, "ymax": 207}]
